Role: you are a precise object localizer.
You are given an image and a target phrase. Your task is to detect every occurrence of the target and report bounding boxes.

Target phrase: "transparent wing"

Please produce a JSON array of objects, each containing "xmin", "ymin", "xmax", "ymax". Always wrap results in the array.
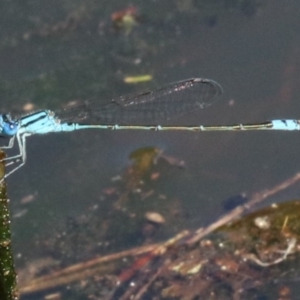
[{"xmin": 57, "ymin": 78, "xmax": 223, "ymax": 125}]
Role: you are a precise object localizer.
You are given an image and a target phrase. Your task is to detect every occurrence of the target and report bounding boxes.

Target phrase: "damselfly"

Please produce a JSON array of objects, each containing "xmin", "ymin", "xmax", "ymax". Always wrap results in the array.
[{"xmin": 0, "ymin": 78, "xmax": 299, "ymax": 179}]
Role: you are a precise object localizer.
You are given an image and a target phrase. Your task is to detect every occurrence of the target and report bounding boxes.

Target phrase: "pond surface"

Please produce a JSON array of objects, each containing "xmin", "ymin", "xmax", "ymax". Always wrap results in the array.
[{"xmin": 1, "ymin": 0, "xmax": 300, "ymax": 299}]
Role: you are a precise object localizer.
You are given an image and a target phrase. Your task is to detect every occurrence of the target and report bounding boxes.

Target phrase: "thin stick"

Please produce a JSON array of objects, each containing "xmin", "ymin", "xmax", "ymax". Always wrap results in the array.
[{"xmin": 187, "ymin": 172, "xmax": 300, "ymax": 245}]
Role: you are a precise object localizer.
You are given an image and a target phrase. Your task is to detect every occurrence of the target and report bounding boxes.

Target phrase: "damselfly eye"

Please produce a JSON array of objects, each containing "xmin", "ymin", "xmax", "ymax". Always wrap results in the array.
[{"xmin": 1, "ymin": 114, "xmax": 19, "ymax": 136}]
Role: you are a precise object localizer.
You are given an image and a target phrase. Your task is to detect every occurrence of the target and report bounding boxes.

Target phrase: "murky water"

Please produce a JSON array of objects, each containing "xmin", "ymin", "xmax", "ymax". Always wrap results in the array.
[{"xmin": 1, "ymin": 0, "xmax": 300, "ymax": 298}]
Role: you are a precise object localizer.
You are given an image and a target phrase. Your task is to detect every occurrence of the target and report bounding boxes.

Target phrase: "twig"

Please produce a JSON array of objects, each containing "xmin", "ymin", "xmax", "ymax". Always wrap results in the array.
[{"xmin": 187, "ymin": 172, "xmax": 300, "ymax": 245}]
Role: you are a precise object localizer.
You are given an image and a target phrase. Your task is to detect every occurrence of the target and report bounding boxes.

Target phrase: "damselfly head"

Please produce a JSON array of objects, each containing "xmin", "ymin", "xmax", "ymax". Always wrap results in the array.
[{"xmin": 0, "ymin": 114, "xmax": 19, "ymax": 136}]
